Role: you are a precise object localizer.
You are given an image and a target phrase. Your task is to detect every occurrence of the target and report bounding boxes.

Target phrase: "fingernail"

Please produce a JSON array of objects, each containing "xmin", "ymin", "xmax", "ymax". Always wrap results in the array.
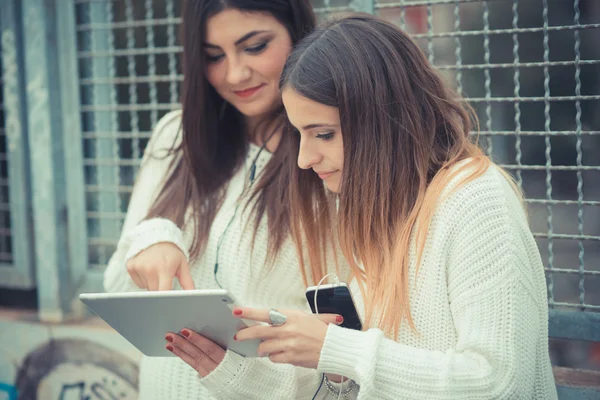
[
  {"xmin": 233, "ymin": 334, "xmax": 237, "ymax": 341},
  {"xmin": 233, "ymin": 309, "xmax": 242, "ymax": 316},
  {"xmin": 181, "ymin": 329, "xmax": 190, "ymax": 338},
  {"xmin": 336, "ymin": 315, "xmax": 344, "ymax": 323},
  {"xmin": 166, "ymin": 345, "xmax": 173, "ymax": 352},
  {"xmin": 165, "ymin": 335, "xmax": 173, "ymax": 342}
]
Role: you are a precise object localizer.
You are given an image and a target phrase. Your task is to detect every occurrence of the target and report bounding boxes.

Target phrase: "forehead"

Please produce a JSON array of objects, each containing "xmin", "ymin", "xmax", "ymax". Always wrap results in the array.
[
  {"xmin": 282, "ymin": 88, "xmax": 339, "ymax": 127},
  {"xmin": 205, "ymin": 9, "xmax": 286, "ymax": 44}
]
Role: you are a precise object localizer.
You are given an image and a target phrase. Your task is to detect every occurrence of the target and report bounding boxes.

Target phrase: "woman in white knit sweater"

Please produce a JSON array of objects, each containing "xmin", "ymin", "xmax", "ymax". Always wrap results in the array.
[
  {"xmin": 103, "ymin": 1, "xmax": 349, "ymax": 399},
  {"xmin": 218, "ymin": 14, "xmax": 558, "ymax": 399}
]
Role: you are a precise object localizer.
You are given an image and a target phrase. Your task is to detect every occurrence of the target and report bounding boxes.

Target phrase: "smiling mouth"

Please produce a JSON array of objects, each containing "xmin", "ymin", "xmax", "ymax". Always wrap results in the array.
[{"xmin": 234, "ymin": 84, "xmax": 265, "ymax": 98}]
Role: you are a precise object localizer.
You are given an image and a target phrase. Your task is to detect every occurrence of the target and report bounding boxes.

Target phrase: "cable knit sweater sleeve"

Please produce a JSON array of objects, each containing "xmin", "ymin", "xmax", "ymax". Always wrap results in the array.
[
  {"xmin": 317, "ymin": 168, "xmax": 555, "ymax": 399},
  {"xmin": 200, "ymin": 351, "xmax": 340, "ymax": 400},
  {"xmin": 103, "ymin": 110, "xmax": 188, "ymax": 293}
]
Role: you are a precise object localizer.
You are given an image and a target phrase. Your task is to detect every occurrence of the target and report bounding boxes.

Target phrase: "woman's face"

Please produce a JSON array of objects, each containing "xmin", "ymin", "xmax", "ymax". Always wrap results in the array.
[
  {"xmin": 282, "ymin": 88, "xmax": 345, "ymax": 193},
  {"xmin": 204, "ymin": 9, "xmax": 293, "ymax": 121}
]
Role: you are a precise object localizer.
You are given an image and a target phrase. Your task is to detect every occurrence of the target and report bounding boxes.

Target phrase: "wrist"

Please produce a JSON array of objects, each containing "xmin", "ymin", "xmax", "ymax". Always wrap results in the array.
[
  {"xmin": 325, "ymin": 373, "xmax": 344, "ymax": 383},
  {"xmin": 124, "ymin": 218, "xmax": 188, "ymax": 261}
]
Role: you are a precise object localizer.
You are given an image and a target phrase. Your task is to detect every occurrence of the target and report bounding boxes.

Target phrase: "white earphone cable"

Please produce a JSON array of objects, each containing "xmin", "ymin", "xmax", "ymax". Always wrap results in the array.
[{"xmin": 313, "ymin": 273, "xmax": 344, "ymax": 399}]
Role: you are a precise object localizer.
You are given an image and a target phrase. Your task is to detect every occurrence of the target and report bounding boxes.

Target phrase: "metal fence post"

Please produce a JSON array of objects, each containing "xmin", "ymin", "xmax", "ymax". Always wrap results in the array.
[
  {"xmin": 21, "ymin": 0, "xmax": 74, "ymax": 321},
  {"xmin": 85, "ymin": 1, "xmax": 121, "ymax": 270},
  {"xmin": 56, "ymin": 0, "xmax": 89, "ymax": 302}
]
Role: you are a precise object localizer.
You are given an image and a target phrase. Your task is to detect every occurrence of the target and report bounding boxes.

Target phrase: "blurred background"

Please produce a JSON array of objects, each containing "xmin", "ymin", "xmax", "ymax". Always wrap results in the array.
[{"xmin": 0, "ymin": 0, "xmax": 599, "ymax": 398}]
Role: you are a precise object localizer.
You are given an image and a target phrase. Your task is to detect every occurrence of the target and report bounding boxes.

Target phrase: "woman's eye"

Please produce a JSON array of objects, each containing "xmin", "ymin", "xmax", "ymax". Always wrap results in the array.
[
  {"xmin": 246, "ymin": 42, "xmax": 268, "ymax": 54},
  {"xmin": 316, "ymin": 132, "xmax": 334, "ymax": 141},
  {"xmin": 206, "ymin": 54, "xmax": 224, "ymax": 63}
]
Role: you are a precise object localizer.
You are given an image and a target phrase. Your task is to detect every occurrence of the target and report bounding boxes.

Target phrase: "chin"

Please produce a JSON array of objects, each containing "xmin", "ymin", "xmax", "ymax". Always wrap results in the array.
[
  {"xmin": 233, "ymin": 98, "xmax": 279, "ymax": 119},
  {"xmin": 325, "ymin": 182, "xmax": 341, "ymax": 194},
  {"xmin": 237, "ymin": 107, "xmax": 269, "ymax": 118}
]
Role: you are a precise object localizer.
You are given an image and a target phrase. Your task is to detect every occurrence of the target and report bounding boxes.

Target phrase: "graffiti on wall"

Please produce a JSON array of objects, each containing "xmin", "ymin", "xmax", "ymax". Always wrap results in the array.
[
  {"xmin": 0, "ymin": 382, "xmax": 18, "ymax": 400},
  {"xmin": 1, "ymin": 336, "xmax": 139, "ymax": 400}
]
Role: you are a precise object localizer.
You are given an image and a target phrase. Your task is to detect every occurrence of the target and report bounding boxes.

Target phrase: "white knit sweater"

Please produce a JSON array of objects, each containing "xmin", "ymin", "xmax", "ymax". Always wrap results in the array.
[
  {"xmin": 318, "ymin": 165, "xmax": 558, "ymax": 399},
  {"xmin": 104, "ymin": 111, "xmax": 557, "ymax": 399},
  {"xmin": 104, "ymin": 110, "xmax": 332, "ymax": 399}
]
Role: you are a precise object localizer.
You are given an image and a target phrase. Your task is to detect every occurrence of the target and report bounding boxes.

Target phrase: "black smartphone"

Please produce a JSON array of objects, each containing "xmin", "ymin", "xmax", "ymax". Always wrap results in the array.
[{"xmin": 305, "ymin": 283, "xmax": 362, "ymax": 331}]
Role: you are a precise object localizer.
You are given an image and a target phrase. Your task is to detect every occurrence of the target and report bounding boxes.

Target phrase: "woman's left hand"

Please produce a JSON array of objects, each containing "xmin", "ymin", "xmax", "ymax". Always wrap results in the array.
[
  {"xmin": 165, "ymin": 329, "xmax": 226, "ymax": 377},
  {"xmin": 233, "ymin": 307, "xmax": 343, "ymax": 369}
]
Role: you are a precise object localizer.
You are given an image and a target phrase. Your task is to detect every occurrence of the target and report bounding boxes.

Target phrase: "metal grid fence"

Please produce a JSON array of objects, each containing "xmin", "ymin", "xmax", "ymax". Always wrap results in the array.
[
  {"xmin": 0, "ymin": 0, "xmax": 35, "ymax": 291},
  {"xmin": 372, "ymin": 0, "xmax": 600, "ymax": 315},
  {"xmin": 75, "ymin": 0, "xmax": 182, "ymax": 270},
  {"xmin": 71, "ymin": 0, "xmax": 600, "ymax": 319}
]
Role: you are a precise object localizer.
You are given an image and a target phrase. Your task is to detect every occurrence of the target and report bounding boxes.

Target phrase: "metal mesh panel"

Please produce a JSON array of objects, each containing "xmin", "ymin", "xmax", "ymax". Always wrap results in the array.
[
  {"xmin": 74, "ymin": 0, "xmax": 600, "ymax": 313},
  {"xmin": 0, "ymin": 39, "xmax": 14, "ymax": 264},
  {"xmin": 76, "ymin": 0, "xmax": 183, "ymax": 269},
  {"xmin": 373, "ymin": 0, "xmax": 600, "ymax": 313}
]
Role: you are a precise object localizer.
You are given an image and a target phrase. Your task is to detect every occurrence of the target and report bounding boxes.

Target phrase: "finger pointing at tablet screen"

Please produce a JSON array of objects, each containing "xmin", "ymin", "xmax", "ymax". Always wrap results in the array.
[{"xmin": 126, "ymin": 242, "xmax": 196, "ymax": 291}]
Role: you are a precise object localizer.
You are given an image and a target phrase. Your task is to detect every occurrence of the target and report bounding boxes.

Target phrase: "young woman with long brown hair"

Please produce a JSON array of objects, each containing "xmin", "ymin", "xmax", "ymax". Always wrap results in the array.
[
  {"xmin": 103, "ymin": 1, "xmax": 346, "ymax": 398},
  {"xmin": 230, "ymin": 14, "xmax": 558, "ymax": 399}
]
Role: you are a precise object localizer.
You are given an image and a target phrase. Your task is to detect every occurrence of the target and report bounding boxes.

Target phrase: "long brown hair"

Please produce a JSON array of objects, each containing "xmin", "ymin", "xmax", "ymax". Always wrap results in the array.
[
  {"xmin": 281, "ymin": 14, "xmax": 511, "ymax": 337},
  {"xmin": 146, "ymin": 0, "xmax": 316, "ymax": 260}
]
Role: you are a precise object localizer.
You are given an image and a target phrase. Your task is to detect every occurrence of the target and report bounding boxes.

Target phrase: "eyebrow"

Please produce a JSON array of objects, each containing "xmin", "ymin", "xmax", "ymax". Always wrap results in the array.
[
  {"xmin": 302, "ymin": 123, "xmax": 338, "ymax": 130},
  {"xmin": 203, "ymin": 30, "xmax": 270, "ymax": 49}
]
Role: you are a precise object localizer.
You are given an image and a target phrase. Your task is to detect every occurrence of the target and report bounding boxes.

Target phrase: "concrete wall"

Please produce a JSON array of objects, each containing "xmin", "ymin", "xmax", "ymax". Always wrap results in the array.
[{"xmin": 0, "ymin": 309, "xmax": 141, "ymax": 400}]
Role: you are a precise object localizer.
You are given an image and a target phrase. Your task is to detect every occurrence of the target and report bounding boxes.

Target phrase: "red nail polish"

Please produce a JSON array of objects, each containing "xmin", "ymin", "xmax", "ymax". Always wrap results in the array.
[
  {"xmin": 233, "ymin": 334, "xmax": 237, "ymax": 341},
  {"xmin": 181, "ymin": 329, "xmax": 190, "ymax": 338},
  {"xmin": 233, "ymin": 309, "xmax": 243, "ymax": 316},
  {"xmin": 336, "ymin": 315, "xmax": 344, "ymax": 323},
  {"xmin": 166, "ymin": 345, "xmax": 173, "ymax": 352},
  {"xmin": 165, "ymin": 335, "xmax": 173, "ymax": 342}
]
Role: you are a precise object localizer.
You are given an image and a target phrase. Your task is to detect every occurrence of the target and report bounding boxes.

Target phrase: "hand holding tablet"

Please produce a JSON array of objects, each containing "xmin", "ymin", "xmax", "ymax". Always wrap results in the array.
[{"xmin": 79, "ymin": 289, "xmax": 262, "ymax": 358}]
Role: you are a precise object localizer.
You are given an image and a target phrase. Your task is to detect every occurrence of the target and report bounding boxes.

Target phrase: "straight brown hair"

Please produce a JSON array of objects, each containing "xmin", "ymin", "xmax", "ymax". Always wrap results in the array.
[
  {"xmin": 281, "ymin": 14, "xmax": 520, "ymax": 337},
  {"xmin": 146, "ymin": 0, "xmax": 316, "ymax": 260}
]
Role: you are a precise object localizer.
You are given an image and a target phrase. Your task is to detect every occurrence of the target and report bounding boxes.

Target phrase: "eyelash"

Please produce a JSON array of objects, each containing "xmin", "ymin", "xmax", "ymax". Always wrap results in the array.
[
  {"xmin": 205, "ymin": 41, "xmax": 269, "ymax": 64},
  {"xmin": 246, "ymin": 41, "xmax": 268, "ymax": 54},
  {"xmin": 206, "ymin": 54, "xmax": 224, "ymax": 63},
  {"xmin": 316, "ymin": 132, "xmax": 334, "ymax": 141}
]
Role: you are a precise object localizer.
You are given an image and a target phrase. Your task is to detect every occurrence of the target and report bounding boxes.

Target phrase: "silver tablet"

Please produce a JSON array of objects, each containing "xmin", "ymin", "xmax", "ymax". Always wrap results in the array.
[{"xmin": 79, "ymin": 289, "xmax": 261, "ymax": 358}]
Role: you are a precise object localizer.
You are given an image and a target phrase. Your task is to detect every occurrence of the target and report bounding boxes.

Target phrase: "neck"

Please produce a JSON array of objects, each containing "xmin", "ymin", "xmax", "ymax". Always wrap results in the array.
[
  {"xmin": 244, "ymin": 114, "xmax": 282, "ymax": 153},
  {"xmin": 244, "ymin": 114, "xmax": 263, "ymax": 140}
]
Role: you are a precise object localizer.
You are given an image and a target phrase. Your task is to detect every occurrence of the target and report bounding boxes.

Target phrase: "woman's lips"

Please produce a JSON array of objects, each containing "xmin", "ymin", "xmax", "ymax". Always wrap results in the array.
[
  {"xmin": 234, "ymin": 84, "xmax": 265, "ymax": 98},
  {"xmin": 316, "ymin": 171, "xmax": 336, "ymax": 180}
]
